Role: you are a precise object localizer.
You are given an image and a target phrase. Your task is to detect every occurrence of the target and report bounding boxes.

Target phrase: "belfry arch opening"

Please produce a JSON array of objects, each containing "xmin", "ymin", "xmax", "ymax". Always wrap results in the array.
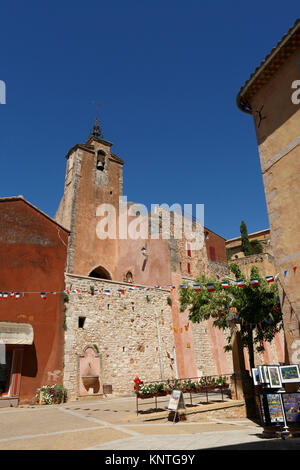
[
  {"xmin": 96, "ymin": 149, "xmax": 106, "ymax": 171},
  {"xmin": 88, "ymin": 266, "xmax": 112, "ymax": 280}
]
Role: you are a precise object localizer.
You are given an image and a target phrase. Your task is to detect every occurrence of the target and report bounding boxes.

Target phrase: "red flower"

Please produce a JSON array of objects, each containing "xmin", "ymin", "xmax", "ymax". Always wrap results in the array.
[{"xmin": 133, "ymin": 377, "xmax": 142, "ymax": 391}]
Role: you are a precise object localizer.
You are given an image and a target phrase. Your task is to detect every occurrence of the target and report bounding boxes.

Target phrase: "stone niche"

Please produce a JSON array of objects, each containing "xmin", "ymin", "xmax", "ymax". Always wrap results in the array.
[{"xmin": 79, "ymin": 346, "xmax": 102, "ymax": 396}]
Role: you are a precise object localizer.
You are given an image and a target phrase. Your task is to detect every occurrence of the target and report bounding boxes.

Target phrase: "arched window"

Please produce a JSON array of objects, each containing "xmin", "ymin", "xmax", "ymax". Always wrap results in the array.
[
  {"xmin": 125, "ymin": 271, "xmax": 133, "ymax": 283},
  {"xmin": 96, "ymin": 149, "xmax": 106, "ymax": 171},
  {"xmin": 89, "ymin": 266, "xmax": 112, "ymax": 280}
]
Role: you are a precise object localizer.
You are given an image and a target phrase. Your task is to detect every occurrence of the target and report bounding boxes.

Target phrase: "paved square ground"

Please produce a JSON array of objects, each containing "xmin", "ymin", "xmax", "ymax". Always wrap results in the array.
[{"xmin": 1, "ymin": 396, "xmax": 300, "ymax": 450}]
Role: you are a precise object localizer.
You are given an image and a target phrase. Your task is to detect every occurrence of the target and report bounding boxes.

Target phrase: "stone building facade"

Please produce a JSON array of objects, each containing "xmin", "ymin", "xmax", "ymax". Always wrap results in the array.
[
  {"xmin": 53, "ymin": 119, "xmax": 286, "ymax": 400},
  {"xmin": 63, "ymin": 274, "xmax": 176, "ymax": 398},
  {"xmin": 237, "ymin": 19, "xmax": 300, "ymax": 364},
  {"xmin": 204, "ymin": 227, "xmax": 227, "ymax": 264},
  {"xmin": 226, "ymin": 229, "xmax": 276, "ymax": 278},
  {"xmin": 226, "ymin": 229, "xmax": 272, "ymax": 260}
]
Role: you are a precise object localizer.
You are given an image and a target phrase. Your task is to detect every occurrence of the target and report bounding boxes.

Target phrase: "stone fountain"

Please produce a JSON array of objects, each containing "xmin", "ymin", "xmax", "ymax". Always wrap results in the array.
[{"xmin": 79, "ymin": 346, "xmax": 101, "ymax": 396}]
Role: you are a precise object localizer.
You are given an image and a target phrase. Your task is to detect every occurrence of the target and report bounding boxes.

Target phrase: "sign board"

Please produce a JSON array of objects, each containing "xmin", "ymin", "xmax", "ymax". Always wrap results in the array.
[
  {"xmin": 168, "ymin": 390, "xmax": 185, "ymax": 411},
  {"xmin": 0, "ymin": 322, "xmax": 33, "ymax": 345}
]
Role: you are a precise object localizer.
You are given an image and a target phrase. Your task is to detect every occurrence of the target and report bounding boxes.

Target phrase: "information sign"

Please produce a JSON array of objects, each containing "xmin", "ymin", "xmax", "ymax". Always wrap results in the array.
[{"xmin": 168, "ymin": 390, "xmax": 185, "ymax": 411}]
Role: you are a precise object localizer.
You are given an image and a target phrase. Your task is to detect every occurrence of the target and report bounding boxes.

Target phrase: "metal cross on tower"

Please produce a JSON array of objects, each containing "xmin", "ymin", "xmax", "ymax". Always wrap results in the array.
[{"xmin": 90, "ymin": 100, "xmax": 104, "ymax": 139}]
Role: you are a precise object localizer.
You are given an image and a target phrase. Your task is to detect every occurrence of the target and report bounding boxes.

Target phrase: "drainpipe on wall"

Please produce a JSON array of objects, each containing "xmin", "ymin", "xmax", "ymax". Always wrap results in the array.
[
  {"xmin": 155, "ymin": 311, "xmax": 165, "ymax": 381},
  {"xmin": 173, "ymin": 346, "xmax": 179, "ymax": 379}
]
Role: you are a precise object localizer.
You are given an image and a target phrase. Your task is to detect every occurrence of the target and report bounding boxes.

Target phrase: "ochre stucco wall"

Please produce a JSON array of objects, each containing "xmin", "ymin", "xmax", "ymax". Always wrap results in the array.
[
  {"xmin": 205, "ymin": 228, "xmax": 227, "ymax": 264},
  {"xmin": 0, "ymin": 199, "xmax": 68, "ymax": 403},
  {"xmin": 249, "ymin": 48, "xmax": 300, "ymax": 363}
]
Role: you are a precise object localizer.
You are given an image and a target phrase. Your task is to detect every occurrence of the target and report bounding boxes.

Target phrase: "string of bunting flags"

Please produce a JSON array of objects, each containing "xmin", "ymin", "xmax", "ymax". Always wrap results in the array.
[
  {"xmin": 0, "ymin": 285, "xmax": 171, "ymax": 300},
  {"xmin": 0, "ymin": 283, "xmax": 163, "ymax": 299},
  {"xmin": 179, "ymin": 267, "xmax": 297, "ymax": 292},
  {"xmin": 0, "ymin": 265, "xmax": 296, "ymax": 300},
  {"xmin": 213, "ymin": 304, "xmax": 280, "ymax": 330},
  {"xmin": 179, "ymin": 269, "xmax": 294, "ymax": 331},
  {"xmin": 161, "ymin": 320, "xmax": 190, "ymax": 334}
]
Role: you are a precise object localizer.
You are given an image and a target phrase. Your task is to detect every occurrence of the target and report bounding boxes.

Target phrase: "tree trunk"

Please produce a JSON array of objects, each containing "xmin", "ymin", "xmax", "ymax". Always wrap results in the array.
[{"xmin": 247, "ymin": 326, "xmax": 255, "ymax": 370}]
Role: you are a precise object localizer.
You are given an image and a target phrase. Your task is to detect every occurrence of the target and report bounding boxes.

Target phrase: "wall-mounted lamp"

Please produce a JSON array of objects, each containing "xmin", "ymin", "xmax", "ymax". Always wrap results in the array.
[{"xmin": 141, "ymin": 247, "xmax": 148, "ymax": 257}]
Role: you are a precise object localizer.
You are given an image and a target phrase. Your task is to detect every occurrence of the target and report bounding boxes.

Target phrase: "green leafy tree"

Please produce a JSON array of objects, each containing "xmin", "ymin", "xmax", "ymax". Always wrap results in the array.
[
  {"xmin": 240, "ymin": 220, "xmax": 252, "ymax": 256},
  {"xmin": 179, "ymin": 264, "xmax": 283, "ymax": 370},
  {"xmin": 251, "ymin": 239, "xmax": 263, "ymax": 254}
]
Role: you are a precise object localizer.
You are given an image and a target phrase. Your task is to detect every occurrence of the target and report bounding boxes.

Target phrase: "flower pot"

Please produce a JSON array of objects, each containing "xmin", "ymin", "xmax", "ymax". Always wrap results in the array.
[
  {"xmin": 138, "ymin": 393, "xmax": 154, "ymax": 399},
  {"xmin": 154, "ymin": 391, "xmax": 167, "ymax": 397},
  {"xmin": 217, "ymin": 384, "xmax": 229, "ymax": 390},
  {"xmin": 199, "ymin": 385, "xmax": 216, "ymax": 392}
]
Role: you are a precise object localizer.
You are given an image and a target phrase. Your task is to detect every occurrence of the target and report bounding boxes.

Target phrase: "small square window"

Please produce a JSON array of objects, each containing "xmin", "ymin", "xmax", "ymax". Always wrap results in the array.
[{"xmin": 78, "ymin": 317, "xmax": 86, "ymax": 328}]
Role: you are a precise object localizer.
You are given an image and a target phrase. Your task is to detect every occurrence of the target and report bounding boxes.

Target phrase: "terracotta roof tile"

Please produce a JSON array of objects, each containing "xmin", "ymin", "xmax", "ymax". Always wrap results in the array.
[{"xmin": 237, "ymin": 19, "xmax": 300, "ymax": 113}]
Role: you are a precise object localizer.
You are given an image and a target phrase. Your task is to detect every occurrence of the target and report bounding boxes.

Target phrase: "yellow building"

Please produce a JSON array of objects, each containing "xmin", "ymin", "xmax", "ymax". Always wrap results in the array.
[
  {"xmin": 237, "ymin": 19, "xmax": 300, "ymax": 364},
  {"xmin": 226, "ymin": 229, "xmax": 276, "ymax": 278}
]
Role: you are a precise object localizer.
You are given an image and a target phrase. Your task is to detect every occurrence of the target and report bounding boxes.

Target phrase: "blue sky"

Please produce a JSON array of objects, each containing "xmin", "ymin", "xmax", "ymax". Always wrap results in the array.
[{"xmin": 0, "ymin": 1, "xmax": 299, "ymax": 239}]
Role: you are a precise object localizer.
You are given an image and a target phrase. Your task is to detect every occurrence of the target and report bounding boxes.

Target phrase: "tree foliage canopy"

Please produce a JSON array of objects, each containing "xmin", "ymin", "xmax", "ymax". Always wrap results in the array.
[
  {"xmin": 179, "ymin": 264, "xmax": 283, "ymax": 358},
  {"xmin": 240, "ymin": 220, "xmax": 252, "ymax": 256}
]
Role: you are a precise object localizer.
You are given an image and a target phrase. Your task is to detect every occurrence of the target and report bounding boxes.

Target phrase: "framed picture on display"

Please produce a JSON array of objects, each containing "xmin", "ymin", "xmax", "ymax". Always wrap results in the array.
[
  {"xmin": 252, "ymin": 368, "xmax": 260, "ymax": 386},
  {"xmin": 282, "ymin": 393, "xmax": 300, "ymax": 424},
  {"xmin": 258, "ymin": 366, "xmax": 265, "ymax": 384},
  {"xmin": 263, "ymin": 366, "xmax": 270, "ymax": 384},
  {"xmin": 268, "ymin": 366, "xmax": 282, "ymax": 388},
  {"xmin": 279, "ymin": 365, "xmax": 300, "ymax": 383},
  {"xmin": 258, "ymin": 365, "xmax": 270, "ymax": 385}
]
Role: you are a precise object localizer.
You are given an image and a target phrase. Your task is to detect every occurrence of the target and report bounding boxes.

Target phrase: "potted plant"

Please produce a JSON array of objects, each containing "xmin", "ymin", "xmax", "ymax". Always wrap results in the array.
[
  {"xmin": 216, "ymin": 375, "xmax": 229, "ymax": 390},
  {"xmin": 36, "ymin": 384, "xmax": 67, "ymax": 405},
  {"xmin": 153, "ymin": 382, "xmax": 167, "ymax": 397},
  {"xmin": 166, "ymin": 379, "xmax": 181, "ymax": 394},
  {"xmin": 198, "ymin": 377, "xmax": 216, "ymax": 392},
  {"xmin": 137, "ymin": 383, "xmax": 156, "ymax": 399},
  {"xmin": 182, "ymin": 379, "xmax": 198, "ymax": 393}
]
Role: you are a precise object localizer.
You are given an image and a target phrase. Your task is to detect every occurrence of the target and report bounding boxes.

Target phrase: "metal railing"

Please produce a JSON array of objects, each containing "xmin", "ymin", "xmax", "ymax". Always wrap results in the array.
[{"xmin": 135, "ymin": 374, "xmax": 236, "ymax": 415}]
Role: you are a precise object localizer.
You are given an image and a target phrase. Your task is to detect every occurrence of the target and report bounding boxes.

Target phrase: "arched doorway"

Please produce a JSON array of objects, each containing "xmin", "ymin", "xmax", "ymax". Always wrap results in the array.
[{"xmin": 88, "ymin": 266, "xmax": 112, "ymax": 280}]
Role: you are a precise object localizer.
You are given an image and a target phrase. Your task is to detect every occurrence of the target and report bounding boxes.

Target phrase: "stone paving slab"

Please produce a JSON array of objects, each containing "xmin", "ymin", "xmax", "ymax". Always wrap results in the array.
[
  {"xmin": 0, "ymin": 408, "xmax": 98, "ymax": 439},
  {"xmin": 87, "ymin": 429, "xmax": 263, "ymax": 450},
  {"xmin": 1, "ymin": 396, "xmax": 296, "ymax": 451},
  {"xmin": 0, "ymin": 427, "xmax": 127, "ymax": 451},
  {"xmin": 122, "ymin": 423, "xmax": 255, "ymax": 435},
  {"xmin": 60, "ymin": 397, "xmax": 246, "ymax": 425}
]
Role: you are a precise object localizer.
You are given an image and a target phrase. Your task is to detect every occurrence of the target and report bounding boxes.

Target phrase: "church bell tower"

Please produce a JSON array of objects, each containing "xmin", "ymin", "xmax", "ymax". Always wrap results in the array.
[{"xmin": 55, "ymin": 119, "xmax": 124, "ymax": 280}]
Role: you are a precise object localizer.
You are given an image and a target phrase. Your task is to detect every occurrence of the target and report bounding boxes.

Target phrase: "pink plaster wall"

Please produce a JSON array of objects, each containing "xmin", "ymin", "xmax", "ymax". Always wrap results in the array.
[
  {"xmin": 170, "ymin": 272, "xmax": 198, "ymax": 379},
  {"xmin": 117, "ymin": 236, "xmax": 172, "ymax": 287},
  {"xmin": 207, "ymin": 318, "xmax": 231, "ymax": 375}
]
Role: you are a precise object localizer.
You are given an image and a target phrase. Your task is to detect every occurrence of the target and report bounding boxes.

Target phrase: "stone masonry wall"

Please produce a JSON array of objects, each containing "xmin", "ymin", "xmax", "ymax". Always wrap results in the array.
[
  {"xmin": 231, "ymin": 252, "xmax": 276, "ymax": 278},
  {"xmin": 191, "ymin": 321, "xmax": 218, "ymax": 376},
  {"xmin": 64, "ymin": 273, "xmax": 176, "ymax": 399},
  {"xmin": 191, "ymin": 321, "xmax": 233, "ymax": 377}
]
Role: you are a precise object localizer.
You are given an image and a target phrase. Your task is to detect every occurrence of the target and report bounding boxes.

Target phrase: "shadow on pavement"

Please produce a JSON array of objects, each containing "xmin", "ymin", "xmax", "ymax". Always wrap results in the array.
[
  {"xmin": 204, "ymin": 435, "xmax": 300, "ymax": 450},
  {"xmin": 138, "ymin": 408, "xmax": 166, "ymax": 414}
]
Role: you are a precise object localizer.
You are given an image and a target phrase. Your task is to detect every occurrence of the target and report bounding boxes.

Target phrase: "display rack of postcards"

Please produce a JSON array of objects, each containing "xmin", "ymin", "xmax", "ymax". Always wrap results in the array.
[{"xmin": 251, "ymin": 364, "xmax": 300, "ymax": 439}]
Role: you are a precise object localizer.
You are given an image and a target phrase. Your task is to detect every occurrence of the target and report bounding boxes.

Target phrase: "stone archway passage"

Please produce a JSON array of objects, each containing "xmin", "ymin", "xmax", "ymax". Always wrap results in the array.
[{"xmin": 89, "ymin": 266, "xmax": 112, "ymax": 280}]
